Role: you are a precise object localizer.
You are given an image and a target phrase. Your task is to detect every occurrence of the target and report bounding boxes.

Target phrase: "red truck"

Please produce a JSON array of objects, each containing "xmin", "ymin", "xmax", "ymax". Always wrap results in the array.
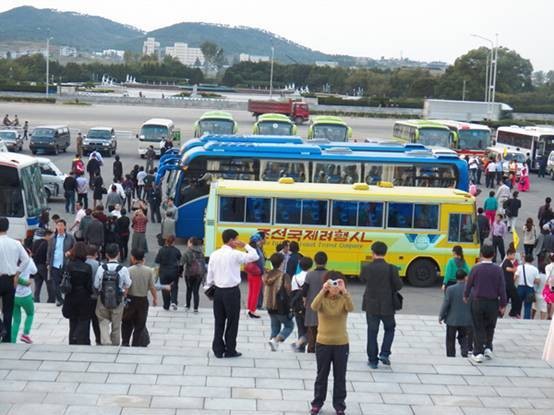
[{"xmin": 247, "ymin": 99, "xmax": 310, "ymax": 124}]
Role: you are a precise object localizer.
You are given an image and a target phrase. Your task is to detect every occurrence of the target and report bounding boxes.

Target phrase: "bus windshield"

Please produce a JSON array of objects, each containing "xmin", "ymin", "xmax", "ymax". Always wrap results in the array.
[
  {"xmin": 542, "ymin": 135, "xmax": 554, "ymax": 155},
  {"xmin": 199, "ymin": 120, "xmax": 235, "ymax": 135},
  {"xmin": 20, "ymin": 164, "xmax": 46, "ymax": 218},
  {"xmin": 140, "ymin": 125, "xmax": 170, "ymax": 141},
  {"xmin": 418, "ymin": 128, "xmax": 451, "ymax": 147},
  {"xmin": 0, "ymin": 165, "xmax": 24, "ymax": 217},
  {"xmin": 312, "ymin": 125, "xmax": 348, "ymax": 141},
  {"xmin": 458, "ymin": 129, "xmax": 491, "ymax": 150},
  {"xmin": 257, "ymin": 122, "xmax": 293, "ymax": 136}
]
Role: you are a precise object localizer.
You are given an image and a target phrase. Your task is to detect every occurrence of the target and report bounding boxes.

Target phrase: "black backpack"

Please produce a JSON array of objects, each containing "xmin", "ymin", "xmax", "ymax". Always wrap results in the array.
[
  {"xmin": 275, "ymin": 274, "xmax": 291, "ymax": 315},
  {"xmin": 187, "ymin": 250, "xmax": 206, "ymax": 278},
  {"xmin": 100, "ymin": 264, "xmax": 123, "ymax": 309}
]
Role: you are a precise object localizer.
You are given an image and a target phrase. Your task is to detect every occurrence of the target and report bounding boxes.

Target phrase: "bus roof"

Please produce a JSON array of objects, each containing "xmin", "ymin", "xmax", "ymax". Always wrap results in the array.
[
  {"xmin": 257, "ymin": 113, "xmax": 293, "ymax": 123},
  {"xmin": 0, "ymin": 151, "xmax": 40, "ymax": 168},
  {"xmin": 435, "ymin": 120, "xmax": 491, "ymax": 131},
  {"xmin": 394, "ymin": 119, "xmax": 450, "ymax": 130},
  {"xmin": 141, "ymin": 118, "xmax": 174, "ymax": 127},
  {"xmin": 311, "ymin": 115, "xmax": 347, "ymax": 126},
  {"xmin": 497, "ymin": 125, "xmax": 554, "ymax": 137},
  {"xmin": 213, "ymin": 179, "xmax": 473, "ymax": 204},
  {"xmin": 199, "ymin": 111, "xmax": 234, "ymax": 121}
]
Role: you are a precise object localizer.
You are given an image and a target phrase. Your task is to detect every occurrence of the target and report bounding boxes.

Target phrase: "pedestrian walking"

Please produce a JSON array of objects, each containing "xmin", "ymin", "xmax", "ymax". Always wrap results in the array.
[
  {"xmin": 501, "ymin": 248, "xmax": 521, "ymax": 318},
  {"xmin": 477, "ymin": 207, "xmax": 490, "ymax": 246},
  {"xmin": 76, "ymin": 132, "xmax": 83, "ymax": 157},
  {"xmin": 254, "ymin": 232, "xmax": 267, "ymax": 310},
  {"xmin": 155, "ymin": 235, "xmax": 182, "ymax": 311},
  {"xmin": 544, "ymin": 256, "xmax": 554, "ymax": 320},
  {"xmin": 286, "ymin": 241, "xmax": 303, "ymax": 277},
  {"xmin": 115, "ymin": 209, "xmax": 130, "ymax": 261},
  {"xmin": 439, "ymin": 269, "xmax": 473, "ymax": 357},
  {"xmin": 46, "ymin": 220, "xmax": 75, "ymax": 307},
  {"xmin": 31, "ymin": 229, "xmax": 54, "ymax": 303},
  {"xmin": 484, "ymin": 191, "xmax": 498, "ymax": 226},
  {"xmin": 85, "ymin": 245, "xmax": 101, "ymax": 345},
  {"xmin": 205, "ymin": 229, "xmax": 259, "ymax": 358},
  {"xmin": 11, "ymin": 252, "xmax": 37, "ymax": 344},
  {"xmin": 76, "ymin": 174, "xmax": 89, "ymax": 209},
  {"xmin": 131, "ymin": 208, "xmax": 148, "ymax": 253},
  {"xmin": 122, "ymin": 175, "xmax": 134, "ymax": 211},
  {"xmin": 160, "ymin": 210, "xmax": 176, "ymax": 241},
  {"xmin": 94, "ymin": 243, "xmax": 132, "ymax": 346},
  {"xmin": 264, "ymin": 253, "xmax": 294, "ymax": 351},
  {"xmin": 113, "ymin": 155, "xmax": 123, "ymax": 182},
  {"xmin": 87, "ymin": 153, "xmax": 102, "ymax": 182},
  {"xmin": 121, "ymin": 249, "xmax": 157, "ymax": 347},
  {"xmin": 543, "ymin": 318, "xmax": 554, "ymax": 361},
  {"xmin": 290, "ymin": 256, "xmax": 313, "ymax": 352},
  {"xmin": 442, "ymin": 245, "xmax": 471, "ymax": 290},
  {"xmin": 523, "ymin": 218, "xmax": 538, "ymax": 258},
  {"xmin": 145, "ymin": 146, "xmax": 155, "ymax": 172},
  {"xmin": 486, "ymin": 159, "xmax": 496, "ymax": 189},
  {"xmin": 491, "ymin": 213, "xmax": 507, "ymax": 263},
  {"xmin": 148, "ymin": 185, "xmax": 162, "ymax": 224},
  {"xmin": 23, "ymin": 121, "xmax": 28, "ymax": 140},
  {"xmin": 533, "ymin": 266, "xmax": 548, "ymax": 320},
  {"xmin": 182, "ymin": 237, "xmax": 206, "ymax": 313},
  {"xmin": 106, "ymin": 185, "xmax": 124, "ymax": 211},
  {"xmin": 495, "ymin": 156, "xmax": 504, "ymax": 186},
  {"xmin": 538, "ymin": 197, "xmax": 554, "ymax": 228},
  {"xmin": 62, "ymin": 242, "xmax": 93, "ymax": 345},
  {"xmin": 136, "ymin": 167, "xmax": 146, "ymax": 200},
  {"xmin": 303, "ymin": 251, "xmax": 328, "ymax": 353},
  {"xmin": 469, "ymin": 157, "xmax": 479, "ymax": 183},
  {"xmin": 72, "ymin": 155, "xmax": 85, "ymax": 176},
  {"xmin": 538, "ymin": 155, "xmax": 548, "ymax": 178},
  {"xmin": 361, "ymin": 241, "xmax": 403, "ymax": 368},
  {"xmin": 0, "ymin": 217, "xmax": 30, "ymax": 343},
  {"xmin": 84, "ymin": 212, "xmax": 105, "ymax": 254},
  {"xmin": 245, "ymin": 233, "xmax": 265, "ymax": 318},
  {"xmin": 514, "ymin": 254, "xmax": 540, "ymax": 320},
  {"xmin": 63, "ymin": 172, "xmax": 77, "ymax": 214},
  {"xmin": 309, "ymin": 271, "xmax": 353, "ymax": 415},
  {"xmin": 504, "ymin": 191, "xmax": 521, "ymax": 232},
  {"xmin": 464, "ymin": 244, "xmax": 507, "ymax": 363},
  {"xmin": 163, "ymin": 197, "xmax": 178, "ymax": 221}
]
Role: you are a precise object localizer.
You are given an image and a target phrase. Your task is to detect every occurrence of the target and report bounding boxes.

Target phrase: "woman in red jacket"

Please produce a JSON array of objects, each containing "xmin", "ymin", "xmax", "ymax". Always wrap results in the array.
[{"xmin": 245, "ymin": 234, "xmax": 264, "ymax": 318}]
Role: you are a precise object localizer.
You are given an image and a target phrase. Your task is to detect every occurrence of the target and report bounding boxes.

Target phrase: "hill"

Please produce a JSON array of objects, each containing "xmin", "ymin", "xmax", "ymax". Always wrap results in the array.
[{"xmin": 0, "ymin": 6, "xmax": 143, "ymax": 51}]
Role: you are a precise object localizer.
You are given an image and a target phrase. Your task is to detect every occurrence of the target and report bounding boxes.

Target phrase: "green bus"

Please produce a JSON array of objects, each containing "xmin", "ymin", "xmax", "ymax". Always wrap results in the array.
[{"xmin": 393, "ymin": 120, "xmax": 452, "ymax": 148}]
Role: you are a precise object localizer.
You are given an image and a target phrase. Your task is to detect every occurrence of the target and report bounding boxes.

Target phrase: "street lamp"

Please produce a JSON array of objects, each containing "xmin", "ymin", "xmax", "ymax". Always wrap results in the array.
[
  {"xmin": 470, "ymin": 33, "xmax": 499, "ymax": 103},
  {"xmin": 45, "ymin": 37, "xmax": 53, "ymax": 96}
]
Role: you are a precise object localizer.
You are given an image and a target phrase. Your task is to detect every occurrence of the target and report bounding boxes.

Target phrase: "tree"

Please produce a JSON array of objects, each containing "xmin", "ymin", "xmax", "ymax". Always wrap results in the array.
[{"xmin": 201, "ymin": 41, "xmax": 225, "ymax": 69}]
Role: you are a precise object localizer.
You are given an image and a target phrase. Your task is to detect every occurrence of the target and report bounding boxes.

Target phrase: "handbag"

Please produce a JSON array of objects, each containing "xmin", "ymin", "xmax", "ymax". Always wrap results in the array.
[
  {"xmin": 204, "ymin": 285, "xmax": 216, "ymax": 300},
  {"xmin": 522, "ymin": 265, "xmax": 536, "ymax": 303},
  {"xmin": 59, "ymin": 267, "xmax": 72, "ymax": 295},
  {"xmin": 389, "ymin": 265, "xmax": 403, "ymax": 311}
]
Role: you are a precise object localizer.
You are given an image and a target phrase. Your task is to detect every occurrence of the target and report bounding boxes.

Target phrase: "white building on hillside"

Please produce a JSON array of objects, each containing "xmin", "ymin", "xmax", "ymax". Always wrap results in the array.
[
  {"xmin": 59, "ymin": 46, "xmax": 77, "ymax": 57},
  {"xmin": 165, "ymin": 43, "xmax": 205, "ymax": 66},
  {"xmin": 315, "ymin": 61, "xmax": 339, "ymax": 68},
  {"xmin": 143, "ymin": 37, "xmax": 160, "ymax": 56},
  {"xmin": 102, "ymin": 49, "xmax": 125, "ymax": 59},
  {"xmin": 239, "ymin": 53, "xmax": 270, "ymax": 63}
]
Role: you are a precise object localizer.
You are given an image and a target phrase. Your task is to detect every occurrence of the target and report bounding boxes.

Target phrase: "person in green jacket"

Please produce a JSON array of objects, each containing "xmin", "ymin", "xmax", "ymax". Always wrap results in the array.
[
  {"xmin": 442, "ymin": 245, "xmax": 471, "ymax": 291},
  {"xmin": 483, "ymin": 190, "xmax": 498, "ymax": 226}
]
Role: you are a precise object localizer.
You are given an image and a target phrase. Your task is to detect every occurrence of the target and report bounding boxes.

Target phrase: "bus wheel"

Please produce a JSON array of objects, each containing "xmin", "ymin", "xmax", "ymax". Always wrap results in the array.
[{"xmin": 407, "ymin": 258, "xmax": 438, "ymax": 287}]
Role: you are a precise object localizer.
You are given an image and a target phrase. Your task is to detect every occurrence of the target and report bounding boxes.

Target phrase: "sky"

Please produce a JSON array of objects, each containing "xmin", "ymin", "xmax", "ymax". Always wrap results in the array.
[{"xmin": 2, "ymin": 0, "xmax": 554, "ymax": 71}]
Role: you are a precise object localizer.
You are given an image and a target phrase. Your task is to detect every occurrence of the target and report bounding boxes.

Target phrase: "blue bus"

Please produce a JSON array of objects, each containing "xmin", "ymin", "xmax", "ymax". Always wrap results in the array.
[{"xmin": 159, "ymin": 141, "xmax": 469, "ymax": 239}]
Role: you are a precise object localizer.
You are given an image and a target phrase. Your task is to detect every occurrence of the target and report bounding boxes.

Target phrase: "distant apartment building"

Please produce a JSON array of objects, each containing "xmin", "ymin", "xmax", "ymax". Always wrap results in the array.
[
  {"xmin": 239, "ymin": 53, "xmax": 270, "ymax": 63},
  {"xmin": 102, "ymin": 49, "xmax": 125, "ymax": 59},
  {"xmin": 59, "ymin": 46, "xmax": 77, "ymax": 57},
  {"xmin": 315, "ymin": 61, "xmax": 339, "ymax": 68},
  {"xmin": 165, "ymin": 43, "xmax": 205, "ymax": 66},
  {"xmin": 142, "ymin": 37, "xmax": 160, "ymax": 56}
]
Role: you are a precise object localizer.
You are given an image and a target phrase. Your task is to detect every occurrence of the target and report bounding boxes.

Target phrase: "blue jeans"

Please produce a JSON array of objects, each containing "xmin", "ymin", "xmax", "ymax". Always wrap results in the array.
[
  {"xmin": 269, "ymin": 313, "xmax": 294, "ymax": 340},
  {"xmin": 65, "ymin": 191, "xmax": 75, "ymax": 213},
  {"xmin": 366, "ymin": 314, "xmax": 396, "ymax": 363},
  {"xmin": 517, "ymin": 285, "xmax": 534, "ymax": 319}
]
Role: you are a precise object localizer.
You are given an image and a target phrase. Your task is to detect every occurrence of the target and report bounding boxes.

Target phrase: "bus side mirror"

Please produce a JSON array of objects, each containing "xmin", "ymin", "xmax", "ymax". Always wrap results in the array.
[{"xmin": 347, "ymin": 127, "xmax": 353, "ymax": 140}]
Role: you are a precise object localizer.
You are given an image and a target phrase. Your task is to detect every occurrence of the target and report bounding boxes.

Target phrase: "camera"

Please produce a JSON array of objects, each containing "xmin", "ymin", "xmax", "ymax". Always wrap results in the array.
[{"xmin": 327, "ymin": 279, "xmax": 339, "ymax": 287}]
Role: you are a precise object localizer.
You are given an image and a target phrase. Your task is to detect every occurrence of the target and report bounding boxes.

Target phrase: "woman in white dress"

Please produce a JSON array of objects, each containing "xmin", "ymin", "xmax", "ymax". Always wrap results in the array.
[{"xmin": 543, "ymin": 318, "xmax": 554, "ymax": 362}]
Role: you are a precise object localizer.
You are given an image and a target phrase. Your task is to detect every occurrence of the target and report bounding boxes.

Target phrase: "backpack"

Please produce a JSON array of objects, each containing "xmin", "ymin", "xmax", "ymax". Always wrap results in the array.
[
  {"xmin": 60, "ymin": 268, "xmax": 72, "ymax": 294},
  {"xmin": 275, "ymin": 274, "xmax": 291, "ymax": 315},
  {"xmin": 187, "ymin": 250, "xmax": 206, "ymax": 278},
  {"xmin": 289, "ymin": 274, "xmax": 305, "ymax": 314},
  {"xmin": 99, "ymin": 264, "xmax": 123, "ymax": 309}
]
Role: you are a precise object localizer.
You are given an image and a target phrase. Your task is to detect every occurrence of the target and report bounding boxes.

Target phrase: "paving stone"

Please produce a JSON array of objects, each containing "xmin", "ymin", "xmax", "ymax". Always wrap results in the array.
[
  {"xmin": 184, "ymin": 366, "xmax": 231, "ymax": 377},
  {"xmin": 122, "ymin": 410, "xmax": 176, "ymax": 415},
  {"xmin": 88, "ymin": 363, "xmax": 137, "ymax": 373},
  {"xmin": 6, "ymin": 403, "xmax": 67, "ymax": 415},
  {"xmin": 373, "ymin": 372, "xmax": 421, "ymax": 384},
  {"xmin": 256, "ymin": 399, "xmax": 308, "ymax": 412},
  {"xmin": 77, "ymin": 383, "xmax": 130, "ymax": 395},
  {"xmin": 0, "ymin": 404, "xmax": 9, "ymax": 415},
  {"xmin": 434, "ymin": 365, "xmax": 481, "ymax": 375},
  {"xmin": 358, "ymin": 403, "xmax": 413, "ymax": 415},
  {"xmin": 431, "ymin": 395, "xmax": 483, "ymax": 407},
  {"xmin": 107, "ymin": 374, "xmax": 157, "ymax": 385},
  {"xmin": 530, "ymin": 398, "xmax": 554, "ymax": 409},
  {"xmin": 494, "ymin": 386, "xmax": 545, "ymax": 398},
  {"xmin": 96, "ymin": 394, "xmax": 152, "ymax": 408},
  {"xmin": 461, "ymin": 408, "xmax": 512, "ymax": 415},
  {"xmin": 129, "ymin": 384, "xmax": 180, "ymax": 397},
  {"xmin": 209, "ymin": 376, "xmax": 255, "ymax": 388},
  {"xmin": 58, "ymin": 371, "xmax": 108, "ymax": 383},
  {"xmin": 479, "ymin": 397, "xmax": 533, "ymax": 408},
  {"xmin": 412, "ymin": 406, "xmax": 463, "ymax": 415},
  {"xmin": 0, "ymin": 391, "xmax": 45, "ymax": 404},
  {"xmin": 64, "ymin": 406, "xmax": 122, "ymax": 415},
  {"xmin": 232, "ymin": 367, "xmax": 279, "ymax": 378},
  {"xmin": 447, "ymin": 385, "xmax": 498, "ymax": 397},
  {"xmin": 0, "ymin": 360, "xmax": 41, "ymax": 370},
  {"xmin": 70, "ymin": 352, "xmax": 117, "ymax": 362},
  {"xmin": 511, "ymin": 410, "xmax": 553, "ymax": 415},
  {"xmin": 136, "ymin": 364, "xmax": 184, "ymax": 375},
  {"xmin": 463, "ymin": 376, "xmax": 512, "ymax": 386},
  {"xmin": 43, "ymin": 392, "xmax": 100, "ymax": 405},
  {"xmin": 39, "ymin": 361, "xmax": 90, "ymax": 372},
  {"xmin": 382, "ymin": 393, "xmax": 432, "ymax": 405},
  {"xmin": 150, "ymin": 397, "xmax": 204, "ymax": 409},
  {"xmin": 6, "ymin": 370, "xmax": 58, "ymax": 381},
  {"xmin": 21, "ymin": 351, "xmax": 70, "ymax": 361},
  {"xmin": 117, "ymin": 354, "xmax": 163, "ymax": 364},
  {"xmin": 24, "ymin": 381, "xmax": 78, "ymax": 393},
  {"xmin": 0, "ymin": 381, "xmax": 26, "ymax": 392},
  {"xmin": 157, "ymin": 375, "xmax": 206, "ymax": 386},
  {"xmin": 205, "ymin": 398, "xmax": 257, "ymax": 411},
  {"xmin": 180, "ymin": 386, "xmax": 231, "ymax": 398},
  {"xmin": 351, "ymin": 381, "xmax": 402, "ymax": 393},
  {"xmin": 232, "ymin": 387, "xmax": 281, "ymax": 400},
  {"xmin": 401, "ymin": 384, "xmax": 451, "ymax": 395}
]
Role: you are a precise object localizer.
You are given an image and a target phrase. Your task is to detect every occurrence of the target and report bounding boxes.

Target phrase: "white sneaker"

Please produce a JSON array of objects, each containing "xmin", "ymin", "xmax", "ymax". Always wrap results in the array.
[
  {"xmin": 268, "ymin": 338, "xmax": 279, "ymax": 351},
  {"xmin": 471, "ymin": 353, "xmax": 484, "ymax": 363},
  {"xmin": 484, "ymin": 348, "xmax": 494, "ymax": 360},
  {"xmin": 170, "ymin": 303, "xmax": 178, "ymax": 311}
]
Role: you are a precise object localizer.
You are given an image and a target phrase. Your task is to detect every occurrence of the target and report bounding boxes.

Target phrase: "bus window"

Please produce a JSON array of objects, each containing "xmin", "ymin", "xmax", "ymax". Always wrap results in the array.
[
  {"xmin": 262, "ymin": 161, "xmax": 306, "ymax": 182},
  {"xmin": 219, "ymin": 159, "xmax": 256, "ymax": 180},
  {"xmin": 387, "ymin": 203, "xmax": 413, "ymax": 228},
  {"xmin": 219, "ymin": 197, "xmax": 245, "ymax": 222},
  {"xmin": 365, "ymin": 165, "xmax": 383, "ymax": 185},
  {"xmin": 0, "ymin": 165, "xmax": 24, "ymax": 217},
  {"xmin": 245, "ymin": 197, "xmax": 271, "ymax": 223},
  {"xmin": 302, "ymin": 200, "xmax": 327, "ymax": 225},
  {"xmin": 275, "ymin": 199, "xmax": 301, "ymax": 224},
  {"xmin": 314, "ymin": 163, "xmax": 359, "ymax": 184},
  {"xmin": 448, "ymin": 214, "xmax": 475, "ymax": 243},
  {"xmin": 414, "ymin": 204, "xmax": 439, "ymax": 229},
  {"xmin": 358, "ymin": 202, "xmax": 384, "ymax": 228},
  {"xmin": 393, "ymin": 165, "xmax": 416, "ymax": 186},
  {"xmin": 332, "ymin": 201, "xmax": 357, "ymax": 227}
]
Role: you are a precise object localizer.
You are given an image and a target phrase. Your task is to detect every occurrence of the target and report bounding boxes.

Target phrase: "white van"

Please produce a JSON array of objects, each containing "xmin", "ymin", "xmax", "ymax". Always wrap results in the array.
[
  {"xmin": 137, "ymin": 118, "xmax": 180, "ymax": 157},
  {"xmin": 37, "ymin": 157, "xmax": 66, "ymax": 200},
  {"xmin": 486, "ymin": 145, "xmax": 526, "ymax": 175}
]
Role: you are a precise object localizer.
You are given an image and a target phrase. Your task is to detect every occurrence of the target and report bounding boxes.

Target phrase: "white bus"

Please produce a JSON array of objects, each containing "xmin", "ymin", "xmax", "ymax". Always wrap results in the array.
[
  {"xmin": 137, "ymin": 118, "xmax": 180, "ymax": 157},
  {"xmin": 0, "ymin": 152, "xmax": 48, "ymax": 239},
  {"xmin": 495, "ymin": 126, "xmax": 554, "ymax": 170}
]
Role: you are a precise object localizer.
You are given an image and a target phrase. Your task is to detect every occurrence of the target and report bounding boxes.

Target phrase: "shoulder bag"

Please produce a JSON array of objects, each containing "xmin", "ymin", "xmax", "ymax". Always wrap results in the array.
[
  {"xmin": 522, "ymin": 265, "xmax": 536, "ymax": 303},
  {"xmin": 389, "ymin": 265, "xmax": 403, "ymax": 311}
]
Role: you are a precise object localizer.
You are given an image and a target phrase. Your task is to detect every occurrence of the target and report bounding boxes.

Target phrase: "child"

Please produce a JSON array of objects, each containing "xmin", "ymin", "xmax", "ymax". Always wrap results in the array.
[
  {"xmin": 12, "ymin": 250, "xmax": 37, "ymax": 343},
  {"xmin": 310, "ymin": 271, "xmax": 353, "ymax": 415},
  {"xmin": 439, "ymin": 269, "xmax": 473, "ymax": 357},
  {"xmin": 290, "ymin": 256, "xmax": 313, "ymax": 352}
]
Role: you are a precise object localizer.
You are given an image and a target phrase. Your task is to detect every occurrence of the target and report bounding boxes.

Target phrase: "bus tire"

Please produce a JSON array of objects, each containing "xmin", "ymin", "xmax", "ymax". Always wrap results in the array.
[{"xmin": 407, "ymin": 258, "xmax": 438, "ymax": 287}]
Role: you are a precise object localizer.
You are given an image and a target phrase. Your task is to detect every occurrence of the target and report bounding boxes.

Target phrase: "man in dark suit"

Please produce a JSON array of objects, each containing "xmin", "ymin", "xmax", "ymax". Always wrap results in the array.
[
  {"xmin": 476, "ymin": 207, "xmax": 490, "ymax": 246},
  {"xmin": 361, "ymin": 241, "xmax": 402, "ymax": 369}
]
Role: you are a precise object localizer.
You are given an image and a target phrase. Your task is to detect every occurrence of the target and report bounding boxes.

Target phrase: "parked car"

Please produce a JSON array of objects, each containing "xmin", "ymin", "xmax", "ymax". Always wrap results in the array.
[
  {"xmin": 37, "ymin": 157, "xmax": 66, "ymax": 201},
  {"xmin": 83, "ymin": 127, "xmax": 117, "ymax": 156},
  {"xmin": 0, "ymin": 141, "xmax": 8, "ymax": 152},
  {"xmin": 0, "ymin": 128, "xmax": 24, "ymax": 152},
  {"xmin": 30, "ymin": 125, "xmax": 71, "ymax": 155}
]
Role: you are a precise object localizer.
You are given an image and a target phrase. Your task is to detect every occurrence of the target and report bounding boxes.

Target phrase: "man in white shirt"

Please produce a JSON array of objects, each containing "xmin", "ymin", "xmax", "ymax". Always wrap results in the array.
[
  {"xmin": 206, "ymin": 229, "xmax": 259, "ymax": 358},
  {"xmin": 70, "ymin": 202, "xmax": 86, "ymax": 232},
  {"xmin": 136, "ymin": 167, "xmax": 147, "ymax": 200},
  {"xmin": 486, "ymin": 160, "xmax": 497, "ymax": 189},
  {"xmin": 0, "ymin": 217, "xmax": 30, "ymax": 342},
  {"xmin": 94, "ymin": 243, "xmax": 132, "ymax": 345},
  {"xmin": 514, "ymin": 254, "xmax": 540, "ymax": 320}
]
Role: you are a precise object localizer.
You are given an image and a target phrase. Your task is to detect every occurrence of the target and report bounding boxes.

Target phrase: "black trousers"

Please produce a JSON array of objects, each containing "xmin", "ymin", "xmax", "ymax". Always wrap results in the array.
[
  {"xmin": 294, "ymin": 311, "xmax": 307, "ymax": 341},
  {"xmin": 118, "ymin": 235, "xmax": 129, "ymax": 261},
  {"xmin": 185, "ymin": 276, "xmax": 202, "ymax": 310},
  {"xmin": 33, "ymin": 264, "xmax": 54, "ymax": 303},
  {"xmin": 90, "ymin": 298, "xmax": 101, "ymax": 344},
  {"xmin": 212, "ymin": 285, "xmax": 241, "ymax": 356},
  {"xmin": 69, "ymin": 318, "xmax": 91, "ymax": 345},
  {"xmin": 446, "ymin": 325, "xmax": 473, "ymax": 357},
  {"xmin": 492, "ymin": 235, "xmax": 505, "ymax": 262},
  {"xmin": 50, "ymin": 267, "xmax": 64, "ymax": 304},
  {"xmin": 77, "ymin": 193, "xmax": 88, "ymax": 209},
  {"xmin": 471, "ymin": 299, "xmax": 499, "ymax": 355},
  {"xmin": 160, "ymin": 272, "xmax": 179, "ymax": 309},
  {"xmin": 312, "ymin": 343, "xmax": 349, "ymax": 411},
  {"xmin": 0, "ymin": 275, "xmax": 15, "ymax": 343},
  {"xmin": 307, "ymin": 326, "xmax": 318, "ymax": 353},
  {"xmin": 121, "ymin": 296, "xmax": 149, "ymax": 347},
  {"xmin": 506, "ymin": 284, "xmax": 522, "ymax": 317}
]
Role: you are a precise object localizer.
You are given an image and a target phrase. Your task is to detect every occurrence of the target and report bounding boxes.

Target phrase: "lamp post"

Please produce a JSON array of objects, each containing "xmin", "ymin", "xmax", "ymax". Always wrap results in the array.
[
  {"xmin": 470, "ymin": 33, "xmax": 498, "ymax": 103},
  {"xmin": 45, "ymin": 37, "xmax": 53, "ymax": 96}
]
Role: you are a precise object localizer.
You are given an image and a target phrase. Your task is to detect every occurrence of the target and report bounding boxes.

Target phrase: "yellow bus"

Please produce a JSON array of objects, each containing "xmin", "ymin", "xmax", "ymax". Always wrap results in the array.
[{"xmin": 204, "ymin": 178, "xmax": 479, "ymax": 286}]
